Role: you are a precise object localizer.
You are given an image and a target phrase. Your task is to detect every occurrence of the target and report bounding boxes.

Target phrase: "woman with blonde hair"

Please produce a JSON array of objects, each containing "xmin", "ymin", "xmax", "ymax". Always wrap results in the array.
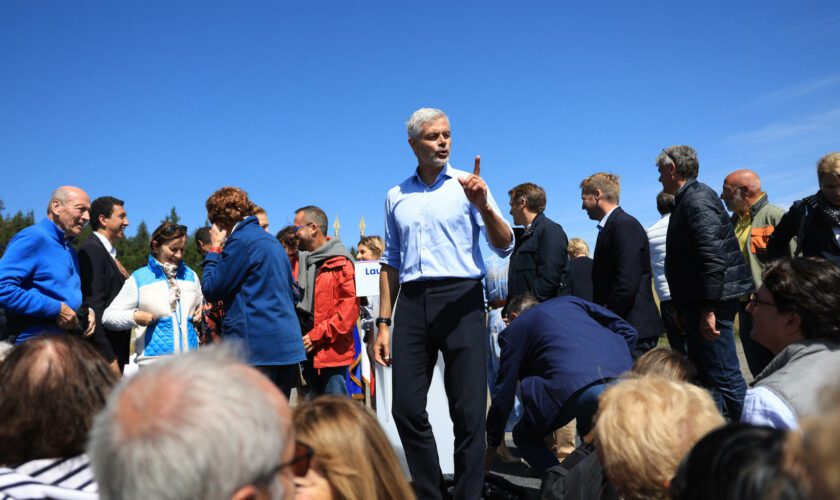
[
  {"xmin": 293, "ymin": 396, "xmax": 415, "ymax": 500},
  {"xmin": 769, "ymin": 152, "xmax": 840, "ymax": 267}
]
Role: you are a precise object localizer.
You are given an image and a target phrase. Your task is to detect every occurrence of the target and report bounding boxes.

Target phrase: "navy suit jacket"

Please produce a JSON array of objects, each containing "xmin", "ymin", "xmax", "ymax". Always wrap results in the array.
[
  {"xmin": 592, "ymin": 207, "xmax": 663, "ymax": 339},
  {"xmin": 486, "ymin": 296, "xmax": 636, "ymax": 447},
  {"xmin": 78, "ymin": 233, "xmax": 128, "ymax": 361}
]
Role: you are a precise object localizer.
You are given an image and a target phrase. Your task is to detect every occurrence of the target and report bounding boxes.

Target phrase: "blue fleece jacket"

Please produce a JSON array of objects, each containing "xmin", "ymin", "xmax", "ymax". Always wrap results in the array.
[
  {"xmin": 202, "ymin": 216, "xmax": 306, "ymax": 366},
  {"xmin": 0, "ymin": 218, "xmax": 82, "ymax": 341}
]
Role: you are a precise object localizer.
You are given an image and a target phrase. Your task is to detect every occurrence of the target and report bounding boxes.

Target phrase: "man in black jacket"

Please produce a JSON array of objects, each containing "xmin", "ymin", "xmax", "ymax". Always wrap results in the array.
[
  {"xmin": 78, "ymin": 196, "xmax": 130, "ymax": 374},
  {"xmin": 506, "ymin": 182, "xmax": 570, "ymax": 304},
  {"xmin": 657, "ymin": 145, "xmax": 753, "ymax": 419},
  {"xmin": 581, "ymin": 173, "xmax": 663, "ymax": 358}
]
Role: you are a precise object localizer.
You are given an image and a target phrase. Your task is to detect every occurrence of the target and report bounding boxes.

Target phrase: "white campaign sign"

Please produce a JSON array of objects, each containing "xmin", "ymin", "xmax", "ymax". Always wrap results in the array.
[{"xmin": 354, "ymin": 260, "xmax": 381, "ymax": 297}]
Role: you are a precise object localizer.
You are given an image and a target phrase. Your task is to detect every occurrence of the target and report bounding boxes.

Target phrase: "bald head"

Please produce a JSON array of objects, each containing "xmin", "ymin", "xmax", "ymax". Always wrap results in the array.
[
  {"xmin": 721, "ymin": 169, "xmax": 764, "ymax": 216},
  {"xmin": 47, "ymin": 186, "xmax": 91, "ymax": 238}
]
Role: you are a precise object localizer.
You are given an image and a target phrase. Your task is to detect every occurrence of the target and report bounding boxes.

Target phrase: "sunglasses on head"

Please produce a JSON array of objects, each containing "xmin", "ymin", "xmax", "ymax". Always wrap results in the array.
[{"xmin": 159, "ymin": 224, "xmax": 188, "ymax": 236}]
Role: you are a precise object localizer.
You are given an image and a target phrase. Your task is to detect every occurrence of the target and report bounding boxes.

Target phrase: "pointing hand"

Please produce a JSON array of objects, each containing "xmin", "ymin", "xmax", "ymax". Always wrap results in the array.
[{"xmin": 458, "ymin": 155, "xmax": 490, "ymax": 212}]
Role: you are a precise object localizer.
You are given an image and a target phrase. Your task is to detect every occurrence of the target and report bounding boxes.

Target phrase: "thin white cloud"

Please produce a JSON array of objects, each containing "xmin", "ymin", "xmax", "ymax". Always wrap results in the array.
[
  {"xmin": 726, "ymin": 107, "xmax": 840, "ymax": 144},
  {"xmin": 743, "ymin": 74, "xmax": 840, "ymax": 110}
]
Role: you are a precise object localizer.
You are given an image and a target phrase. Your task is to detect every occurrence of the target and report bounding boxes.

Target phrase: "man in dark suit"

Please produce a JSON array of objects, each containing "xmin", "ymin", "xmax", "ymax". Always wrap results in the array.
[
  {"xmin": 485, "ymin": 293, "xmax": 636, "ymax": 475},
  {"xmin": 506, "ymin": 182, "xmax": 570, "ymax": 304},
  {"xmin": 78, "ymin": 196, "xmax": 130, "ymax": 374},
  {"xmin": 581, "ymin": 173, "xmax": 662, "ymax": 358}
]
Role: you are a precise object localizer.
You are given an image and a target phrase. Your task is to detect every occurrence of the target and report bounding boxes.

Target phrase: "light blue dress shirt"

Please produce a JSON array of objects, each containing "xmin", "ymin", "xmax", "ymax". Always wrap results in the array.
[
  {"xmin": 741, "ymin": 386, "xmax": 799, "ymax": 430},
  {"xmin": 381, "ymin": 164, "xmax": 514, "ymax": 284}
]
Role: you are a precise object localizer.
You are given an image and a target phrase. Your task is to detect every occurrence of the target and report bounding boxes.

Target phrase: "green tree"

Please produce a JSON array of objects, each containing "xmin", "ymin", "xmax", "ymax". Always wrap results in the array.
[
  {"xmin": 113, "ymin": 220, "xmax": 151, "ymax": 273},
  {"xmin": 0, "ymin": 198, "xmax": 36, "ymax": 257},
  {"xmin": 162, "ymin": 207, "xmax": 181, "ymax": 225}
]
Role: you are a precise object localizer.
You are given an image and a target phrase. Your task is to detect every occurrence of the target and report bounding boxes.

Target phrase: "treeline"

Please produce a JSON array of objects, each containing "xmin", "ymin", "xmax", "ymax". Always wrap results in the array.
[{"xmin": 0, "ymin": 200, "xmax": 205, "ymax": 274}]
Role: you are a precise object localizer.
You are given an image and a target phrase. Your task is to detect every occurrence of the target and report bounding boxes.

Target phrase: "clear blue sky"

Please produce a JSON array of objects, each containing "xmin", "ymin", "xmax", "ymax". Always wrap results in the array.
[{"xmin": 2, "ymin": 1, "xmax": 839, "ymax": 251}]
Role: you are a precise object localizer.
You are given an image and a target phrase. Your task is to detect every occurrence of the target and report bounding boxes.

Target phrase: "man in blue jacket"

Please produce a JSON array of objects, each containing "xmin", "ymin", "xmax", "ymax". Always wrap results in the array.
[
  {"xmin": 202, "ymin": 187, "xmax": 306, "ymax": 398},
  {"xmin": 0, "ymin": 186, "xmax": 95, "ymax": 342},
  {"xmin": 485, "ymin": 293, "xmax": 636, "ymax": 475}
]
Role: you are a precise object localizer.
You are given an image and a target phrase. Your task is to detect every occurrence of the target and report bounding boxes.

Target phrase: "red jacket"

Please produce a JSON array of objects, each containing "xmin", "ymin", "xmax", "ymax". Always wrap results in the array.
[{"xmin": 307, "ymin": 255, "xmax": 358, "ymax": 368}]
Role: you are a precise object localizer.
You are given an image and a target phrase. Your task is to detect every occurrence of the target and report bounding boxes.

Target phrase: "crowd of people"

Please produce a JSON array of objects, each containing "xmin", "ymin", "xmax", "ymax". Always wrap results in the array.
[{"xmin": 0, "ymin": 106, "xmax": 838, "ymax": 499}]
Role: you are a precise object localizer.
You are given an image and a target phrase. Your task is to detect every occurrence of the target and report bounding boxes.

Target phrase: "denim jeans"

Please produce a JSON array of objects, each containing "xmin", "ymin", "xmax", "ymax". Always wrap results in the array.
[
  {"xmin": 660, "ymin": 300, "xmax": 687, "ymax": 355},
  {"xmin": 679, "ymin": 299, "xmax": 747, "ymax": 420},
  {"xmin": 487, "ymin": 308, "xmax": 523, "ymax": 431},
  {"xmin": 303, "ymin": 363, "xmax": 348, "ymax": 397},
  {"xmin": 512, "ymin": 381, "xmax": 608, "ymax": 475}
]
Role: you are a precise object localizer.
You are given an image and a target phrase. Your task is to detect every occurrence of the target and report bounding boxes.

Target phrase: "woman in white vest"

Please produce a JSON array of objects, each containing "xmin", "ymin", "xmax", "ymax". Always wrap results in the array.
[{"xmin": 103, "ymin": 222, "xmax": 203, "ymax": 366}]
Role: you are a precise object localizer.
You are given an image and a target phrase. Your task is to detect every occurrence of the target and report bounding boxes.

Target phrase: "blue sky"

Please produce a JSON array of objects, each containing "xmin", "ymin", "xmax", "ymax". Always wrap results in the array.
[{"xmin": 2, "ymin": 1, "xmax": 839, "ymax": 252}]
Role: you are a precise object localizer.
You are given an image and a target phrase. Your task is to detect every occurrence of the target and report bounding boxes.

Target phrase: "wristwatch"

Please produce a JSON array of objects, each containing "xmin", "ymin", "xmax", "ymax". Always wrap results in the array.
[{"xmin": 375, "ymin": 317, "xmax": 392, "ymax": 327}]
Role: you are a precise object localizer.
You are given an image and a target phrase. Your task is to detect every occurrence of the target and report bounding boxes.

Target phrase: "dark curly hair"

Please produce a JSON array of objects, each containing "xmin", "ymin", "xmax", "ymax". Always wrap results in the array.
[
  {"xmin": 762, "ymin": 257, "xmax": 840, "ymax": 342},
  {"xmin": 205, "ymin": 186, "xmax": 257, "ymax": 229},
  {"xmin": 0, "ymin": 335, "xmax": 118, "ymax": 466}
]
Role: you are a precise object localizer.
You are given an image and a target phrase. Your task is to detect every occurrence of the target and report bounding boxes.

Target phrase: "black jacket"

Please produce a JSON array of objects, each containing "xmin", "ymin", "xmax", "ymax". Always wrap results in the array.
[
  {"xmin": 665, "ymin": 179, "xmax": 754, "ymax": 308},
  {"xmin": 592, "ymin": 207, "xmax": 662, "ymax": 339},
  {"xmin": 767, "ymin": 193, "xmax": 840, "ymax": 267},
  {"xmin": 507, "ymin": 212, "xmax": 570, "ymax": 302},
  {"xmin": 78, "ymin": 234, "xmax": 129, "ymax": 363},
  {"xmin": 569, "ymin": 256, "xmax": 593, "ymax": 302}
]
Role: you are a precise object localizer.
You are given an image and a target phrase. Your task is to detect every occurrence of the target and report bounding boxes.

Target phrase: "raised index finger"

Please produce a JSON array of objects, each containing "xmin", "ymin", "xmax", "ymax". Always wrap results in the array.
[{"xmin": 473, "ymin": 155, "xmax": 481, "ymax": 177}]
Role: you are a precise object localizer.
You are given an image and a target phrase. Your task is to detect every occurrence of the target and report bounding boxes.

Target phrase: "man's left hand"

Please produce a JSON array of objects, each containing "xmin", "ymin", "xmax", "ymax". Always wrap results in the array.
[
  {"xmin": 699, "ymin": 310, "xmax": 720, "ymax": 341},
  {"xmin": 459, "ymin": 156, "xmax": 491, "ymax": 212},
  {"xmin": 302, "ymin": 334, "xmax": 314, "ymax": 353},
  {"xmin": 83, "ymin": 309, "xmax": 96, "ymax": 338}
]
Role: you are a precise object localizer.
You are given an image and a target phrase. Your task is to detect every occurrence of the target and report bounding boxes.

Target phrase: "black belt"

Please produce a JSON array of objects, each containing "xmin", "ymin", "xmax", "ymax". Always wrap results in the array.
[{"xmin": 401, "ymin": 277, "xmax": 480, "ymax": 291}]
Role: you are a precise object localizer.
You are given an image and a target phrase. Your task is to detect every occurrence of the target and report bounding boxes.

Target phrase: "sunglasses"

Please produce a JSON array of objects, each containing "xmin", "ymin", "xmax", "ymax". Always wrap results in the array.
[
  {"xmin": 293, "ymin": 222, "xmax": 315, "ymax": 233},
  {"xmin": 661, "ymin": 148, "xmax": 677, "ymax": 167},
  {"xmin": 253, "ymin": 441, "xmax": 314, "ymax": 486},
  {"xmin": 159, "ymin": 224, "xmax": 188, "ymax": 236}
]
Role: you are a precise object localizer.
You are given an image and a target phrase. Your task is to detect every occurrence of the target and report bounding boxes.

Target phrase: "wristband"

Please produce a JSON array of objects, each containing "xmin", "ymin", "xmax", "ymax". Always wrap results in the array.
[
  {"xmin": 376, "ymin": 317, "xmax": 392, "ymax": 327},
  {"xmin": 208, "ymin": 247, "xmax": 223, "ymax": 254}
]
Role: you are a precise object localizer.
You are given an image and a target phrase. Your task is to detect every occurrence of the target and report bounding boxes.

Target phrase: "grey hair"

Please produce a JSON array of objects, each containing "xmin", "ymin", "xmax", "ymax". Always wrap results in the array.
[
  {"xmin": 88, "ymin": 346, "xmax": 289, "ymax": 500},
  {"xmin": 406, "ymin": 108, "xmax": 448, "ymax": 139},
  {"xmin": 295, "ymin": 205, "xmax": 328, "ymax": 236},
  {"xmin": 656, "ymin": 145, "xmax": 699, "ymax": 180},
  {"xmin": 46, "ymin": 187, "xmax": 71, "ymax": 215}
]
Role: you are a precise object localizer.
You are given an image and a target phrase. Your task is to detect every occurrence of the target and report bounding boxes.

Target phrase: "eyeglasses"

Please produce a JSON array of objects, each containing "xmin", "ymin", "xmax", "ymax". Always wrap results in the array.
[
  {"xmin": 248, "ymin": 442, "xmax": 314, "ymax": 488},
  {"xmin": 748, "ymin": 294, "xmax": 777, "ymax": 308},
  {"xmin": 293, "ymin": 222, "xmax": 314, "ymax": 233}
]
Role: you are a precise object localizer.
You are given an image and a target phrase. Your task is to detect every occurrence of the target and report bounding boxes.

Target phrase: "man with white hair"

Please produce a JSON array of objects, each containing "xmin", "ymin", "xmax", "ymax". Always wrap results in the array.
[
  {"xmin": 373, "ymin": 108, "xmax": 514, "ymax": 499},
  {"xmin": 88, "ymin": 347, "xmax": 303, "ymax": 500},
  {"xmin": 0, "ymin": 186, "xmax": 95, "ymax": 342}
]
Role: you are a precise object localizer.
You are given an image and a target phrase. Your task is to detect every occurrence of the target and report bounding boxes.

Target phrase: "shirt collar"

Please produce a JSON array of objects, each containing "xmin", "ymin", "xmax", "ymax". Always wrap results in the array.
[
  {"xmin": 41, "ymin": 217, "xmax": 68, "ymax": 244},
  {"xmin": 597, "ymin": 206, "xmax": 619, "ymax": 231},
  {"xmin": 94, "ymin": 231, "xmax": 117, "ymax": 258},
  {"xmin": 413, "ymin": 163, "xmax": 453, "ymax": 187}
]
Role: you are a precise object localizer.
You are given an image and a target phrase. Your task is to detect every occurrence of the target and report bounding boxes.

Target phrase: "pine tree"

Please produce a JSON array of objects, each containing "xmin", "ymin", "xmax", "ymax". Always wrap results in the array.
[{"xmin": 0, "ymin": 198, "xmax": 35, "ymax": 257}]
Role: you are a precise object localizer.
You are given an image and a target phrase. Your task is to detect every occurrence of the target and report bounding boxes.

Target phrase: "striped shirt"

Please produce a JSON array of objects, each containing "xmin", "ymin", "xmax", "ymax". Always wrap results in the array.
[{"xmin": 0, "ymin": 455, "xmax": 97, "ymax": 500}]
